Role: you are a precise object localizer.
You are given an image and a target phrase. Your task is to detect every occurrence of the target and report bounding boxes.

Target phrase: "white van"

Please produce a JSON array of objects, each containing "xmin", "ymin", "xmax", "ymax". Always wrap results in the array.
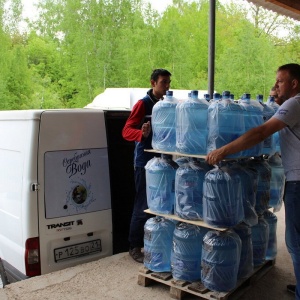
[{"xmin": 0, "ymin": 109, "xmax": 135, "ymax": 284}]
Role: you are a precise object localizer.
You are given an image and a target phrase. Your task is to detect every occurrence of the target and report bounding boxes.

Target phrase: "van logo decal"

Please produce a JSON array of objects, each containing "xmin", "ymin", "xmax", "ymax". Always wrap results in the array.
[
  {"xmin": 47, "ymin": 220, "xmax": 84, "ymax": 230},
  {"xmin": 62, "ymin": 150, "xmax": 92, "ymax": 179},
  {"xmin": 47, "ymin": 221, "xmax": 75, "ymax": 230},
  {"xmin": 66, "ymin": 178, "xmax": 96, "ymax": 212}
]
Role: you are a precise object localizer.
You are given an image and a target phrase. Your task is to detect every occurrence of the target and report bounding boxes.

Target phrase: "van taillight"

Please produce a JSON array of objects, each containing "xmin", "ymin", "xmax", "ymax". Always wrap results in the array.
[{"xmin": 25, "ymin": 237, "xmax": 41, "ymax": 277}]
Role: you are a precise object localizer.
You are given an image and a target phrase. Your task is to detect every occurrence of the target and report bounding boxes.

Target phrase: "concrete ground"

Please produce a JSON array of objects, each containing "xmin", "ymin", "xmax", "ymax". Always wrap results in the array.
[{"xmin": 0, "ymin": 207, "xmax": 295, "ymax": 300}]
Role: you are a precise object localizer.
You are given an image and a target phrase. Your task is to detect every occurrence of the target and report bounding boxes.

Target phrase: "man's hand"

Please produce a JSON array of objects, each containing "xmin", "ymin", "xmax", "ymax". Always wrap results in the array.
[
  {"xmin": 142, "ymin": 121, "xmax": 151, "ymax": 138},
  {"xmin": 206, "ymin": 148, "xmax": 226, "ymax": 165}
]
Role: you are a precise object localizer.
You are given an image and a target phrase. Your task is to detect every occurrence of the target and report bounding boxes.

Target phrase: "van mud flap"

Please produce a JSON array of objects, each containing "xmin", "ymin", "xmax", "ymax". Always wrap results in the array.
[{"xmin": 0, "ymin": 258, "xmax": 9, "ymax": 287}]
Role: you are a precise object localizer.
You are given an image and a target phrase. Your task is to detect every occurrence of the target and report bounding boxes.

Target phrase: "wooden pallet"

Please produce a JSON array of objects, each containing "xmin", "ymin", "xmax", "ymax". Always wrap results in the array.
[
  {"xmin": 144, "ymin": 209, "xmax": 227, "ymax": 231},
  {"xmin": 137, "ymin": 260, "xmax": 275, "ymax": 300}
]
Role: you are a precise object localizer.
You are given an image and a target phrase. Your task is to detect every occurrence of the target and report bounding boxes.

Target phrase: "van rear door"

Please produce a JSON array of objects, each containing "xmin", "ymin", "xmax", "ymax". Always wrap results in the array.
[{"xmin": 37, "ymin": 109, "xmax": 112, "ymax": 275}]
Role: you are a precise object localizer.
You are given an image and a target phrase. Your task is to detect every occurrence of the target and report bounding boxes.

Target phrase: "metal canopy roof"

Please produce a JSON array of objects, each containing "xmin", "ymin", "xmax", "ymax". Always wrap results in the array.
[{"xmin": 246, "ymin": 0, "xmax": 300, "ymax": 21}]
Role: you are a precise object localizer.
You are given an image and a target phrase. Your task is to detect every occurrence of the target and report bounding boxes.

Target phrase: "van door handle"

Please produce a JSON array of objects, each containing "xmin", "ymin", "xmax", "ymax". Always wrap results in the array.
[{"xmin": 31, "ymin": 183, "xmax": 40, "ymax": 191}]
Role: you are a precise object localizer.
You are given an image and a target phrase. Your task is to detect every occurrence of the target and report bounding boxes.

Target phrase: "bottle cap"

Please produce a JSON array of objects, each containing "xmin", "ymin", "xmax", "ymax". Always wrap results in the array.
[
  {"xmin": 243, "ymin": 93, "xmax": 251, "ymax": 100},
  {"xmin": 213, "ymin": 92, "xmax": 221, "ymax": 100},
  {"xmin": 256, "ymin": 94, "xmax": 263, "ymax": 102},
  {"xmin": 204, "ymin": 93, "xmax": 210, "ymax": 101},
  {"xmin": 268, "ymin": 96, "xmax": 275, "ymax": 102},
  {"xmin": 191, "ymin": 90, "xmax": 198, "ymax": 97},
  {"xmin": 222, "ymin": 90, "xmax": 230, "ymax": 97}
]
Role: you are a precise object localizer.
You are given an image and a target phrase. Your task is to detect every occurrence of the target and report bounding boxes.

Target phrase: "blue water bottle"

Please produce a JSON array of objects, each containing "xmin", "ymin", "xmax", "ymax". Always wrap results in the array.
[
  {"xmin": 145, "ymin": 155, "xmax": 178, "ymax": 214},
  {"xmin": 144, "ymin": 216, "xmax": 175, "ymax": 272},
  {"xmin": 233, "ymin": 223, "xmax": 253, "ymax": 278},
  {"xmin": 267, "ymin": 96, "xmax": 280, "ymax": 111},
  {"xmin": 197, "ymin": 158, "xmax": 214, "ymax": 173},
  {"xmin": 246, "ymin": 157, "xmax": 271, "ymax": 215},
  {"xmin": 267, "ymin": 153, "xmax": 285, "ymax": 211},
  {"xmin": 174, "ymin": 159, "xmax": 207, "ymax": 220},
  {"xmin": 251, "ymin": 216, "xmax": 269, "ymax": 266},
  {"xmin": 171, "ymin": 223, "xmax": 209, "ymax": 281},
  {"xmin": 207, "ymin": 91, "xmax": 244, "ymax": 158},
  {"xmin": 201, "ymin": 230, "xmax": 241, "ymax": 292},
  {"xmin": 266, "ymin": 96, "xmax": 281, "ymax": 154},
  {"xmin": 239, "ymin": 159, "xmax": 259, "ymax": 210},
  {"xmin": 263, "ymin": 210, "xmax": 277, "ymax": 260},
  {"xmin": 273, "ymin": 131, "xmax": 281, "ymax": 154},
  {"xmin": 152, "ymin": 90, "xmax": 178, "ymax": 151},
  {"xmin": 175, "ymin": 156, "xmax": 189, "ymax": 167},
  {"xmin": 229, "ymin": 161, "xmax": 258, "ymax": 226},
  {"xmin": 176, "ymin": 90, "xmax": 209, "ymax": 155},
  {"xmin": 203, "ymin": 162, "xmax": 244, "ymax": 228},
  {"xmin": 239, "ymin": 93, "xmax": 264, "ymax": 157},
  {"xmin": 257, "ymin": 95, "xmax": 276, "ymax": 155}
]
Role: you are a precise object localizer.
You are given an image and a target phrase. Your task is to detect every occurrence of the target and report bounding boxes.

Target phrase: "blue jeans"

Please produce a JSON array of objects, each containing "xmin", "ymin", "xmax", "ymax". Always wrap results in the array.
[
  {"xmin": 128, "ymin": 166, "xmax": 151, "ymax": 248},
  {"xmin": 284, "ymin": 181, "xmax": 300, "ymax": 300}
]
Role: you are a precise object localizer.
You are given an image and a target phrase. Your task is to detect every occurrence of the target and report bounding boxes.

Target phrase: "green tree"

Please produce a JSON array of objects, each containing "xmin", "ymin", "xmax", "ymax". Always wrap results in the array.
[
  {"xmin": 0, "ymin": 0, "xmax": 300, "ymax": 110},
  {"xmin": 3, "ymin": 0, "xmax": 22, "ymax": 34},
  {"xmin": 6, "ymin": 42, "xmax": 33, "ymax": 109},
  {"xmin": 215, "ymin": 1, "xmax": 285, "ymax": 99},
  {"xmin": 0, "ymin": 27, "xmax": 11, "ymax": 109}
]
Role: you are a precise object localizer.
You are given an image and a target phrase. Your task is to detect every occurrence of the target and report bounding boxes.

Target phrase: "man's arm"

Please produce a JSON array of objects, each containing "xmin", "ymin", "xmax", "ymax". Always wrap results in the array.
[
  {"xmin": 122, "ymin": 100, "xmax": 146, "ymax": 142},
  {"xmin": 206, "ymin": 117, "xmax": 286, "ymax": 165}
]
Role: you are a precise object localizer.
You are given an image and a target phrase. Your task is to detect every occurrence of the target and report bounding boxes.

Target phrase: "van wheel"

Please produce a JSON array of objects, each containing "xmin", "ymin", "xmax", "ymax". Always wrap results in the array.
[{"xmin": 0, "ymin": 258, "xmax": 9, "ymax": 287}]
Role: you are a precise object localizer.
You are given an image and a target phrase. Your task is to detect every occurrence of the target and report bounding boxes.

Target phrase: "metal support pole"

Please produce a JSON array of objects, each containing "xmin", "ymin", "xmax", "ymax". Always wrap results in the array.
[{"xmin": 208, "ymin": 0, "xmax": 216, "ymax": 98}]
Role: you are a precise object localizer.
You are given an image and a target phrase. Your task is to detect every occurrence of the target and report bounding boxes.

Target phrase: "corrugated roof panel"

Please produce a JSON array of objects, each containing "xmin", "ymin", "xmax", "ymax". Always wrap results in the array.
[{"xmin": 246, "ymin": 0, "xmax": 300, "ymax": 21}]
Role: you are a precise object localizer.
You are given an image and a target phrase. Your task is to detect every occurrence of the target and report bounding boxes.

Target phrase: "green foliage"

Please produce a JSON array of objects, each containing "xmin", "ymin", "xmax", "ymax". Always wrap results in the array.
[
  {"xmin": 215, "ymin": 18, "xmax": 279, "ymax": 98},
  {"xmin": 0, "ymin": 0, "xmax": 300, "ymax": 109}
]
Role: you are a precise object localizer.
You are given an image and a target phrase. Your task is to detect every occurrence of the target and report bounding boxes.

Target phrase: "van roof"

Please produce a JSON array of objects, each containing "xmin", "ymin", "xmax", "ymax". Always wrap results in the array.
[
  {"xmin": 0, "ymin": 109, "xmax": 95, "ymax": 121},
  {"xmin": 86, "ymin": 88, "xmax": 209, "ymax": 110}
]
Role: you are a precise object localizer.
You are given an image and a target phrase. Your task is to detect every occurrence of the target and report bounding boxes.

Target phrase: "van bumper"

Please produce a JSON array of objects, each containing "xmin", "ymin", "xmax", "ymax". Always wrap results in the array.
[{"xmin": 2, "ymin": 259, "xmax": 29, "ymax": 284}]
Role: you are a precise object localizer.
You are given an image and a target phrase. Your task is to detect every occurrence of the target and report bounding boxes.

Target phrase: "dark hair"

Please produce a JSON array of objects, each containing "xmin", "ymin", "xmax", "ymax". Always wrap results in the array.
[
  {"xmin": 150, "ymin": 69, "xmax": 171, "ymax": 81},
  {"xmin": 277, "ymin": 63, "xmax": 300, "ymax": 81}
]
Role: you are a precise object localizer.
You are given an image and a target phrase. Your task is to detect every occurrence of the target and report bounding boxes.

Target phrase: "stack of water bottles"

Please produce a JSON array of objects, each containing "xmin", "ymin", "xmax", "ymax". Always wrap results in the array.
[
  {"xmin": 144, "ymin": 89, "xmax": 282, "ymax": 293},
  {"xmin": 151, "ymin": 89, "xmax": 281, "ymax": 158}
]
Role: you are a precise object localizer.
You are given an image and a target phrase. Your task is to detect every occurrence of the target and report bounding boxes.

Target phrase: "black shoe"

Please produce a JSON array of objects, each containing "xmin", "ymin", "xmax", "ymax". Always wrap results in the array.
[
  {"xmin": 129, "ymin": 247, "xmax": 144, "ymax": 263},
  {"xmin": 287, "ymin": 284, "xmax": 296, "ymax": 294}
]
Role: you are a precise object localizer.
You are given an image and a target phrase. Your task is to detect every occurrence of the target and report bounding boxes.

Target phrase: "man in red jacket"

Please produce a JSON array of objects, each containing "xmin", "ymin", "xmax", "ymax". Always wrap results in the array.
[{"xmin": 122, "ymin": 69, "xmax": 171, "ymax": 262}]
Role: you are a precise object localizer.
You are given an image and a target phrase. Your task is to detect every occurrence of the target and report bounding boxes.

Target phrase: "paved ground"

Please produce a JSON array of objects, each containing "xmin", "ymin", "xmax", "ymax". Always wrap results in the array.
[{"xmin": 0, "ymin": 207, "xmax": 295, "ymax": 300}]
